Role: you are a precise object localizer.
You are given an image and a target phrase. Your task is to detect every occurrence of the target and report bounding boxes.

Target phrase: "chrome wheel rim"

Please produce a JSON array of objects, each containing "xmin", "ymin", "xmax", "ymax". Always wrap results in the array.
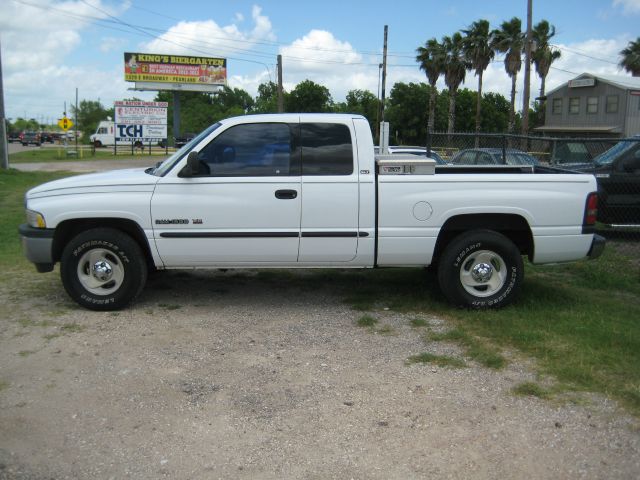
[
  {"xmin": 77, "ymin": 248, "xmax": 125, "ymax": 296},
  {"xmin": 459, "ymin": 250, "xmax": 506, "ymax": 298}
]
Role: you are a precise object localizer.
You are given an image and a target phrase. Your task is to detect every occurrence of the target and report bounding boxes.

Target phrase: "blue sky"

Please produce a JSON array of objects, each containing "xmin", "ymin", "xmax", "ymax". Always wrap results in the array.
[{"xmin": 1, "ymin": 0, "xmax": 638, "ymax": 124}]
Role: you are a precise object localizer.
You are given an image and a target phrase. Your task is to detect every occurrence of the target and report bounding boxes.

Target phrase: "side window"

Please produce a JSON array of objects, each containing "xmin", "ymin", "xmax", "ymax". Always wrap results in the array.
[
  {"xmin": 476, "ymin": 153, "xmax": 495, "ymax": 165},
  {"xmin": 552, "ymin": 98, "xmax": 562, "ymax": 115},
  {"xmin": 456, "ymin": 151, "xmax": 476, "ymax": 165},
  {"xmin": 197, "ymin": 123, "xmax": 295, "ymax": 176},
  {"xmin": 301, "ymin": 123, "xmax": 353, "ymax": 175}
]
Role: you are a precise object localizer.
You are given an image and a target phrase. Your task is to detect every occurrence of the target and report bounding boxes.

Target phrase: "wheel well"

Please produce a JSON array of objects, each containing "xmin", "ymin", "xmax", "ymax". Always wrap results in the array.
[
  {"xmin": 52, "ymin": 218, "xmax": 154, "ymax": 267},
  {"xmin": 433, "ymin": 214, "xmax": 534, "ymax": 263}
]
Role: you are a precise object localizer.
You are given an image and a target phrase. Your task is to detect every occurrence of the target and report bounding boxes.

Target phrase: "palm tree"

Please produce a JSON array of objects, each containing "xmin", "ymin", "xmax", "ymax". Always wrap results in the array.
[
  {"xmin": 442, "ymin": 32, "xmax": 469, "ymax": 134},
  {"xmin": 532, "ymin": 20, "xmax": 561, "ymax": 120},
  {"xmin": 491, "ymin": 17, "xmax": 524, "ymax": 134},
  {"xmin": 416, "ymin": 38, "xmax": 445, "ymax": 135},
  {"xmin": 462, "ymin": 20, "xmax": 495, "ymax": 139},
  {"xmin": 619, "ymin": 37, "xmax": 640, "ymax": 77}
]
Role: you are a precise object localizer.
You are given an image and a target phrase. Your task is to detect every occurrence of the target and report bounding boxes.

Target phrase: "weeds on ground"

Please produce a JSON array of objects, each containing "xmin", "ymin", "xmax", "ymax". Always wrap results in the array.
[{"xmin": 406, "ymin": 352, "xmax": 466, "ymax": 368}]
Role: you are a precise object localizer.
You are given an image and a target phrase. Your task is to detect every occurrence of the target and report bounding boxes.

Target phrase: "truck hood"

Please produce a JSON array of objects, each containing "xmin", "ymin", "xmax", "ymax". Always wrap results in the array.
[{"xmin": 26, "ymin": 168, "xmax": 159, "ymax": 199}]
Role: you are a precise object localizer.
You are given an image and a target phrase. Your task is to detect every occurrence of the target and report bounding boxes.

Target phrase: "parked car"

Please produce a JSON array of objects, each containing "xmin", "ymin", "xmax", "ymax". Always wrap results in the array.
[
  {"xmin": 174, "ymin": 132, "xmax": 197, "ymax": 149},
  {"xmin": 7, "ymin": 131, "xmax": 21, "ymax": 143},
  {"xmin": 568, "ymin": 136, "xmax": 640, "ymax": 225},
  {"xmin": 374, "ymin": 146, "xmax": 447, "ymax": 165},
  {"xmin": 450, "ymin": 148, "xmax": 539, "ymax": 166},
  {"xmin": 21, "ymin": 131, "xmax": 41, "ymax": 146}
]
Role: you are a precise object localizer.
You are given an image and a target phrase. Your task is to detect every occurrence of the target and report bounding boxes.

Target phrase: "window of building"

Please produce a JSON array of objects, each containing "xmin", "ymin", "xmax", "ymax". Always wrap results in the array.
[
  {"xmin": 569, "ymin": 97, "xmax": 580, "ymax": 114},
  {"xmin": 301, "ymin": 123, "xmax": 353, "ymax": 175},
  {"xmin": 196, "ymin": 123, "xmax": 297, "ymax": 177},
  {"xmin": 606, "ymin": 95, "xmax": 619, "ymax": 113},
  {"xmin": 552, "ymin": 98, "xmax": 562, "ymax": 115},
  {"xmin": 587, "ymin": 96, "xmax": 598, "ymax": 114}
]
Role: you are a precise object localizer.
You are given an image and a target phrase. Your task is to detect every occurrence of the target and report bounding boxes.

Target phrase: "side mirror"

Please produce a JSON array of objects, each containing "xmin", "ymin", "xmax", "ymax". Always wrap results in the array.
[{"xmin": 180, "ymin": 151, "xmax": 200, "ymax": 177}]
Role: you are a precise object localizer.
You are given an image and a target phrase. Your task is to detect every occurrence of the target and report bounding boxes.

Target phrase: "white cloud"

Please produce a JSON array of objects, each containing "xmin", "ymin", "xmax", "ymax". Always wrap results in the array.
[
  {"xmin": 2, "ymin": 0, "xmax": 133, "ymax": 120},
  {"xmin": 613, "ymin": 0, "xmax": 640, "ymax": 14}
]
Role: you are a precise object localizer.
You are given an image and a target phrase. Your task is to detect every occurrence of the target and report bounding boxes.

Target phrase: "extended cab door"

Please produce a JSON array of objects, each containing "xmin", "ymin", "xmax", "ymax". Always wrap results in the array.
[
  {"xmin": 298, "ymin": 121, "xmax": 360, "ymax": 262},
  {"xmin": 151, "ymin": 121, "xmax": 302, "ymax": 266}
]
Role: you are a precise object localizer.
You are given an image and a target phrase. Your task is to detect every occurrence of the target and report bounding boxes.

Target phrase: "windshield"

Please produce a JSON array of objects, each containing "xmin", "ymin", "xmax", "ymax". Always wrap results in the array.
[
  {"xmin": 505, "ymin": 153, "xmax": 537, "ymax": 166},
  {"xmin": 151, "ymin": 122, "xmax": 222, "ymax": 176},
  {"xmin": 593, "ymin": 139, "xmax": 637, "ymax": 166}
]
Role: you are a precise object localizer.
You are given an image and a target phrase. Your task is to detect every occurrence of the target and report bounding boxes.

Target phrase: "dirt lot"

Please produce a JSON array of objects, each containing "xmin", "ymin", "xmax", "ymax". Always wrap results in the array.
[{"xmin": 1, "ymin": 267, "xmax": 639, "ymax": 480}]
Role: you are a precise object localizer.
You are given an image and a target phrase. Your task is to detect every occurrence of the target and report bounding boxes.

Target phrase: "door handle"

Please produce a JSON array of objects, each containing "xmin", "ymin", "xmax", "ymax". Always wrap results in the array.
[{"xmin": 275, "ymin": 189, "xmax": 298, "ymax": 199}]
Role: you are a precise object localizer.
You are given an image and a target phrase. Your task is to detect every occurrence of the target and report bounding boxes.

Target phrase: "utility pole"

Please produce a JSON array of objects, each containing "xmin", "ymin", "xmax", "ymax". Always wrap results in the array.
[
  {"xmin": 379, "ymin": 25, "xmax": 389, "ymax": 152},
  {"xmin": 0, "ymin": 38, "xmax": 8, "ymax": 170},
  {"xmin": 277, "ymin": 54, "xmax": 284, "ymax": 113},
  {"xmin": 522, "ymin": 0, "xmax": 533, "ymax": 137},
  {"xmin": 75, "ymin": 88, "xmax": 78, "ymax": 153}
]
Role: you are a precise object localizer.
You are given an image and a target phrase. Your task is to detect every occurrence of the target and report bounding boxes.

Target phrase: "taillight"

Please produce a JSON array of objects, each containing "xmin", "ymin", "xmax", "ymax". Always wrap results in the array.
[{"xmin": 584, "ymin": 192, "xmax": 598, "ymax": 226}]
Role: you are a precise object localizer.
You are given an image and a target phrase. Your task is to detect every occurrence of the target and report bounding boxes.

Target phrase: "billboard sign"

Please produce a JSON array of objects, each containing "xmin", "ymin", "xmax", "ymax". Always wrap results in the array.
[
  {"xmin": 124, "ymin": 52, "xmax": 227, "ymax": 88},
  {"xmin": 114, "ymin": 100, "xmax": 168, "ymax": 143}
]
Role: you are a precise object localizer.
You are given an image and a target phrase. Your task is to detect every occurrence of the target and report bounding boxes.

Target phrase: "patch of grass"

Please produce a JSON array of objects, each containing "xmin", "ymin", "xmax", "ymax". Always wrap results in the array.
[
  {"xmin": 18, "ymin": 350, "xmax": 36, "ymax": 357},
  {"xmin": 0, "ymin": 380, "xmax": 9, "ymax": 391},
  {"xmin": 430, "ymin": 328, "xmax": 506, "ymax": 369},
  {"xmin": 409, "ymin": 317, "xmax": 428, "ymax": 328},
  {"xmin": 43, "ymin": 333, "xmax": 61, "ymax": 341},
  {"xmin": 60, "ymin": 323, "xmax": 85, "ymax": 333},
  {"xmin": 17, "ymin": 318, "xmax": 57, "ymax": 328},
  {"xmin": 512, "ymin": 382, "xmax": 551, "ymax": 399},
  {"xmin": 0, "ymin": 169, "xmax": 71, "ymax": 268},
  {"xmin": 376, "ymin": 324, "xmax": 396, "ymax": 335},
  {"xmin": 356, "ymin": 314, "xmax": 378, "ymax": 327},
  {"xmin": 406, "ymin": 352, "xmax": 466, "ymax": 368},
  {"xmin": 9, "ymin": 148, "xmax": 168, "ymax": 163}
]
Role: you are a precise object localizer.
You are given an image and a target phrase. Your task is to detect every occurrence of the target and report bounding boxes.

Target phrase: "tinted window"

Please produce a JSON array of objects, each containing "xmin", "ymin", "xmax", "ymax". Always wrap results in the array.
[
  {"xmin": 477, "ymin": 153, "xmax": 496, "ymax": 165},
  {"xmin": 301, "ymin": 123, "xmax": 353, "ymax": 175},
  {"xmin": 505, "ymin": 153, "xmax": 537, "ymax": 166},
  {"xmin": 197, "ymin": 123, "xmax": 295, "ymax": 176},
  {"xmin": 455, "ymin": 151, "xmax": 476, "ymax": 165}
]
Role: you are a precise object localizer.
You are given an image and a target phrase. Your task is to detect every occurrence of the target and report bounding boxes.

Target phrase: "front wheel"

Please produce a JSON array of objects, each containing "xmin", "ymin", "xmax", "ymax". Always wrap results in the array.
[
  {"xmin": 60, "ymin": 228, "xmax": 147, "ymax": 311},
  {"xmin": 437, "ymin": 230, "xmax": 523, "ymax": 309}
]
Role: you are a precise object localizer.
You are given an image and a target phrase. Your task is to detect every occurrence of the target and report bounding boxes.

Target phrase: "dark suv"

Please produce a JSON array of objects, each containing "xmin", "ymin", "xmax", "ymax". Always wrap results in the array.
[
  {"xmin": 570, "ymin": 137, "xmax": 640, "ymax": 225},
  {"xmin": 21, "ymin": 131, "xmax": 41, "ymax": 146}
]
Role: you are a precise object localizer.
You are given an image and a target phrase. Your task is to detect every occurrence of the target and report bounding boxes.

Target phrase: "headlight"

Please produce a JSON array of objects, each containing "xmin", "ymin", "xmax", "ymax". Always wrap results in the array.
[{"xmin": 26, "ymin": 209, "xmax": 46, "ymax": 228}]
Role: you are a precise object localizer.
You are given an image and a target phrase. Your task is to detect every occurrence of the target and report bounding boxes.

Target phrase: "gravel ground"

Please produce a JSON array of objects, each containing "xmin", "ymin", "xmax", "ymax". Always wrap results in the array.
[{"xmin": 0, "ymin": 268, "xmax": 639, "ymax": 480}]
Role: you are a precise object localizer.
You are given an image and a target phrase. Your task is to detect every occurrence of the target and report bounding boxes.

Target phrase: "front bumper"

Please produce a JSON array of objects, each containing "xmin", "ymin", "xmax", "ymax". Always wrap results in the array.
[
  {"xmin": 18, "ymin": 224, "xmax": 55, "ymax": 272},
  {"xmin": 587, "ymin": 234, "xmax": 606, "ymax": 260}
]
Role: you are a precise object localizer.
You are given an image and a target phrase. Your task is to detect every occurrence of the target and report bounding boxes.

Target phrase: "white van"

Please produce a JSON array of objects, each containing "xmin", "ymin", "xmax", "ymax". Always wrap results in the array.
[{"xmin": 90, "ymin": 120, "xmax": 116, "ymax": 147}]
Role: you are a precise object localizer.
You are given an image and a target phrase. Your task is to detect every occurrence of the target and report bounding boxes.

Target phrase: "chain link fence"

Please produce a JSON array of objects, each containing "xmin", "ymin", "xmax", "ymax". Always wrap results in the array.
[{"xmin": 424, "ymin": 132, "xmax": 640, "ymax": 255}]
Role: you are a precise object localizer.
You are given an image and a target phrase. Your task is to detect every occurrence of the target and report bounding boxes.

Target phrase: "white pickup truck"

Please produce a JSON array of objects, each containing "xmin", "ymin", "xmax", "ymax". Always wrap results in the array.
[{"xmin": 19, "ymin": 113, "xmax": 604, "ymax": 311}]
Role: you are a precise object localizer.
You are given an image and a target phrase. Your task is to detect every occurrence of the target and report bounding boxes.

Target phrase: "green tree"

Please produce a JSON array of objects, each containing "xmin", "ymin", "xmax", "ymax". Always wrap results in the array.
[
  {"xmin": 462, "ymin": 20, "xmax": 495, "ymax": 137},
  {"xmin": 254, "ymin": 81, "xmax": 280, "ymax": 113},
  {"xmin": 70, "ymin": 100, "xmax": 114, "ymax": 143},
  {"xmin": 442, "ymin": 32, "xmax": 470, "ymax": 134},
  {"xmin": 10, "ymin": 117, "xmax": 40, "ymax": 133},
  {"xmin": 385, "ymin": 82, "xmax": 430, "ymax": 144},
  {"xmin": 156, "ymin": 87, "xmax": 254, "ymax": 141},
  {"xmin": 532, "ymin": 20, "xmax": 561, "ymax": 122},
  {"xmin": 344, "ymin": 89, "xmax": 379, "ymax": 133},
  {"xmin": 619, "ymin": 37, "xmax": 640, "ymax": 77},
  {"xmin": 491, "ymin": 17, "xmax": 524, "ymax": 133},
  {"xmin": 416, "ymin": 38, "xmax": 445, "ymax": 136},
  {"xmin": 286, "ymin": 80, "xmax": 333, "ymax": 112}
]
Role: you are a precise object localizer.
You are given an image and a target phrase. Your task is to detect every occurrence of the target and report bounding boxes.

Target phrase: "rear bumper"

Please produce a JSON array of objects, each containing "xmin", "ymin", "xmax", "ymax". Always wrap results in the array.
[
  {"xmin": 18, "ymin": 224, "xmax": 55, "ymax": 272},
  {"xmin": 587, "ymin": 234, "xmax": 606, "ymax": 260}
]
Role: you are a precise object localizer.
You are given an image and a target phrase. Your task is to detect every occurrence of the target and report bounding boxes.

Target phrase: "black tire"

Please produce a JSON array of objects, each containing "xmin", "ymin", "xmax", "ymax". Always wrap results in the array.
[
  {"xmin": 93, "ymin": 140, "xmax": 102, "ymax": 148},
  {"xmin": 437, "ymin": 229, "xmax": 523, "ymax": 309},
  {"xmin": 60, "ymin": 228, "xmax": 147, "ymax": 311}
]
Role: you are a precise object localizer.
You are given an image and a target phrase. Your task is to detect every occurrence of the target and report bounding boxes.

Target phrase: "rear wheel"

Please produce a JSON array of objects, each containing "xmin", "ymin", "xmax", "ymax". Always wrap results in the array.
[
  {"xmin": 93, "ymin": 140, "xmax": 102, "ymax": 148},
  {"xmin": 437, "ymin": 229, "xmax": 523, "ymax": 308},
  {"xmin": 60, "ymin": 228, "xmax": 147, "ymax": 311}
]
